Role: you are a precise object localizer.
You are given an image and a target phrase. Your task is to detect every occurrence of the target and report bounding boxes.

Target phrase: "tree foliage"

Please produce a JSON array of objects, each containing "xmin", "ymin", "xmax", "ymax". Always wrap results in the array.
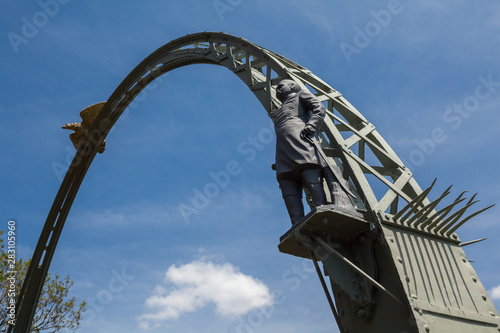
[{"xmin": 0, "ymin": 230, "xmax": 86, "ymax": 332}]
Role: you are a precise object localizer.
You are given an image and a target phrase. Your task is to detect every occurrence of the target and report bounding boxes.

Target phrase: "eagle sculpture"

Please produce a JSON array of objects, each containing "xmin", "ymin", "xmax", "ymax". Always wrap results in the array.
[{"xmin": 62, "ymin": 102, "xmax": 107, "ymax": 153}]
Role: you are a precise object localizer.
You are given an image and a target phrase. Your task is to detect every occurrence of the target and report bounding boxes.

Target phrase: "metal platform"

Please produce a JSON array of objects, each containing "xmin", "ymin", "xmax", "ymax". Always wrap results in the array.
[{"xmin": 278, "ymin": 205, "xmax": 370, "ymax": 259}]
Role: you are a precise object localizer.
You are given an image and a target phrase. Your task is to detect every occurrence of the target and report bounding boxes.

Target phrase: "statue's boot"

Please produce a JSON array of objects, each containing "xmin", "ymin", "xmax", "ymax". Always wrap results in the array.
[
  {"xmin": 302, "ymin": 168, "xmax": 328, "ymax": 207},
  {"xmin": 284, "ymin": 195, "xmax": 304, "ymax": 225}
]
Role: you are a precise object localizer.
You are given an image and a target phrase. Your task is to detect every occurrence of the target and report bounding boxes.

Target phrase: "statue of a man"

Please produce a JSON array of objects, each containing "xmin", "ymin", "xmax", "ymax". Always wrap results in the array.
[
  {"xmin": 273, "ymin": 79, "xmax": 329, "ymax": 224},
  {"xmin": 273, "ymin": 79, "xmax": 355, "ymax": 224}
]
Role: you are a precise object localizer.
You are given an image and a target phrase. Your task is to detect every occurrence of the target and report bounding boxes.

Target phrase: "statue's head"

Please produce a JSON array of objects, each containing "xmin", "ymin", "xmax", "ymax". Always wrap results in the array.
[{"xmin": 275, "ymin": 79, "xmax": 301, "ymax": 102}]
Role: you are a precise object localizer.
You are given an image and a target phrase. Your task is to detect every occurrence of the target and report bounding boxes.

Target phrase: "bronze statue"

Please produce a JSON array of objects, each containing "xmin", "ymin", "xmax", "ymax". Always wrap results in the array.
[
  {"xmin": 62, "ymin": 102, "xmax": 106, "ymax": 153},
  {"xmin": 273, "ymin": 79, "xmax": 353, "ymax": 224}
]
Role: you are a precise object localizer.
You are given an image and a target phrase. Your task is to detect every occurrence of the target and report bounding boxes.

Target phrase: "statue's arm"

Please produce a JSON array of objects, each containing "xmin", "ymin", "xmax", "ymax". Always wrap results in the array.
[{"xmin": 300, "ymin": 90, "xmax": 326, "ymax": 131}]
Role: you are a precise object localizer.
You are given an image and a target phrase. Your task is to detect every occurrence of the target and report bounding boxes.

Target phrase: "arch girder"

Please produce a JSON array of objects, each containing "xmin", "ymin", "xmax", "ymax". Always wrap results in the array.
[{"xmin": 11, "ymin": 31, "xmax": 435, "ymax": 333}]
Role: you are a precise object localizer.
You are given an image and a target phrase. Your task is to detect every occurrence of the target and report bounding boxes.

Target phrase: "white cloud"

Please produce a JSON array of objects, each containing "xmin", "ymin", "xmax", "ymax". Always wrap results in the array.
[
  {"xmin": 138, "ymin": 259, "xmax": 273, "ymax": 329},
  {"xmin": 489, "ymin": 285, "xmax": 500, "ymax": 300}
]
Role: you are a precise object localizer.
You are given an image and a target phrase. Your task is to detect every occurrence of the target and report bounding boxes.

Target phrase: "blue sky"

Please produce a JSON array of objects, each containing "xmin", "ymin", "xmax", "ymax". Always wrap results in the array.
[{"xmin": 1, "ymin": 1, "xmax": 500, "ymax": 332}]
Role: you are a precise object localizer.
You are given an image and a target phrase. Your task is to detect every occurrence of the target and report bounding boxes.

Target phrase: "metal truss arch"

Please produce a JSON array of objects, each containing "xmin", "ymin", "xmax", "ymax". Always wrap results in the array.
[{"xmin": 12, "ymin": 32, "xmax": 444, "ymax": 332}]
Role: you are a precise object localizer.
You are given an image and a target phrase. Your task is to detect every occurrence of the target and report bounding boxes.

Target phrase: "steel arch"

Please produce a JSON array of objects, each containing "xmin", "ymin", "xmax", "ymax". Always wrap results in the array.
[{"xmin": 11, "ymin": 31, "xmax": 458, "ymax": 332}]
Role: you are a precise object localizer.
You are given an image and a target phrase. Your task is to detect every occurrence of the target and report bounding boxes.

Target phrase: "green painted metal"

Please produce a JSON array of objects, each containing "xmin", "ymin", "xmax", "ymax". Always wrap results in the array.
[
  {"xmin": 10, "ymin": 32, "xmax": 498, "ymax": 332},
  {"xmin": 280, "ymin": 205, "xmax": 499, "ymax": 332}
]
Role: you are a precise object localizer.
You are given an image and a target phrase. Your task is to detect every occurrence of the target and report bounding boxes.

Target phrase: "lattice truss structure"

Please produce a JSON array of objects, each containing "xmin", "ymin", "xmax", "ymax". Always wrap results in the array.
[
  {"xmin": 11, "ymin": 32, "xmax": 493, "ymax": 333},
  {"xmin": 159, "ymin": 33, "xmax": 490, "ymax": 235}
]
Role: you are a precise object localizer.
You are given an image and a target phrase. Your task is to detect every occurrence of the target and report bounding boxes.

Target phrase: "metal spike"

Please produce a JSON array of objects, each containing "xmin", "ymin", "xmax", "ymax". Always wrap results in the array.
[
  {"xmin": 393, "ymin": 179, "xmax": 436, "ymax": 220},
  {"xmin": 448, "ymin": 194, "xmax": 479, "ymax": 224},
  {"xmin": 405, "ymin": 203, "xmax": 434, "ymax": 225},
  {"xmin": 410, "ymin": 185, "xmax": 452, "ymax": 226},
  {"xmin": 435, "ymin": 194, "xmax": 479, "ymax": 233},
  {"xmin": 435, "ymin": 199, "xmax": 480, "ymax": 233},
  {"xmin": 425, "ymin": 198, "xmax": 467, "ymax": 230},
  {"xmin": 421, "ymin": 191, "xmax": 467, "ymax": 230},
  {"xmin": 445, "ymin": 204, "xmax": 495, "ymax": 236},
  {"xmin": 438, "ymin": 191, "xmax": 468, "ymax": 219},
  {"xmin": 394, "ymin": 179, "xmax": 436, "ymax": 222},
  {"xmin": 460, "ymin": 238, "xmax": 487, "ymax": 247},
  {"xmin": 392, "ymin": 190, "xmax": 427, "ymax": 221}
]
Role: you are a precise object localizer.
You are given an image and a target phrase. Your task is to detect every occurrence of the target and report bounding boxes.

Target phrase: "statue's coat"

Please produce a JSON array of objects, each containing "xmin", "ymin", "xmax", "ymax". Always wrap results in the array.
[{"xmin": 274, "ymin": 89, "xmax": 326, "ymax": 179}]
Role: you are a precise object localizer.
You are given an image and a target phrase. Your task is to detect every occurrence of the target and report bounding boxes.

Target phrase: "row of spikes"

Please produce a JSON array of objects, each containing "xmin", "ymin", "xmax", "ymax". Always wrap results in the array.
[{"xmin": 392, "ymin": 179, "xmax": 495, "ymax": 237}]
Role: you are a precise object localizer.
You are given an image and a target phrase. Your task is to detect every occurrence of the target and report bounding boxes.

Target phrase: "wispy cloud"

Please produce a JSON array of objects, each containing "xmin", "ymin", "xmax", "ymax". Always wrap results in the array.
[
  {"xmin": 68, "ymin": 198, "xmax": 187, "ymax": 230},
  {"xmin": 138, "ymin": 258, "xmax": 273, "ymax": 329},
  {"xmin": 490, "ymin": 285, "xmax": 500, "ymax": 300},
  {"xmin": 69, "ymin": 187, "xmax": 273, "ymax": 231}
]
